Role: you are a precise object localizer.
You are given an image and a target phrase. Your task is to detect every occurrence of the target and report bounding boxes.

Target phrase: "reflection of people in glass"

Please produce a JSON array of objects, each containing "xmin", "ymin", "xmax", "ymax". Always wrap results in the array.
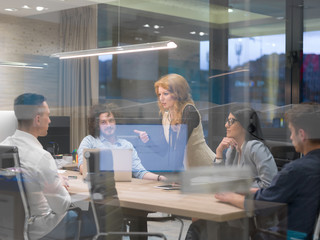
[
  {"xmin": 215, "ymin": 106, "xmax": 278, "ymax": 188},
  {"xmin": 78, "ymin": 103, "xmax": 165, "ymax": 181},
  {"xmin": 135, "ymin": 73, "xmax": 215, "ymax": 170}
]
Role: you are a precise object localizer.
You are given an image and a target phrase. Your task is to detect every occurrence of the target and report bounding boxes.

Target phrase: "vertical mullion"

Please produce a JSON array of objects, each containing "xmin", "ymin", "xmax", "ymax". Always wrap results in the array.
[{"xmin": 285, "ymin": 0, "xmax": 304, "ymax": 104}]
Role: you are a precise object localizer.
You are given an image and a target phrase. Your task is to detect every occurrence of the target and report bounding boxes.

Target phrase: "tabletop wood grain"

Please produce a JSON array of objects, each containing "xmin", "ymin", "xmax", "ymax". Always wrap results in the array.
[{"xmin": 64, "ymin": 170, "xmax": 246, "ymax": 222}]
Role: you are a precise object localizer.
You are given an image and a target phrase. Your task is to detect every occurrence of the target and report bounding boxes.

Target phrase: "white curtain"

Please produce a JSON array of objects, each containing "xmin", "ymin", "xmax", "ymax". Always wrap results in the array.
[{"xmin": 58, "ymin": 5, "xmax": 99, "ymax": 152}]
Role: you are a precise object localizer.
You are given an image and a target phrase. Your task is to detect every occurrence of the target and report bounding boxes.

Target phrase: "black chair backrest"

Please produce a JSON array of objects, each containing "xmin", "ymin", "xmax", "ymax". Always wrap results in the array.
[
  {"xmin": 271, "ymin": 146, "xmax": 300, "ymax": 171},
  {"xmin": 270, "ymin": 145, "xmax": 300, "ymax": 160},
  {"xmin": 0, "ymin": 145, "xmax": 18, "ymax": 168},
  {"xmin": 0, "ymin": 145, "xmax": 29, "ymax": 240},
  {"xmin": 265, "ymin": 141, "xmax": 300, "ymax": 171}
]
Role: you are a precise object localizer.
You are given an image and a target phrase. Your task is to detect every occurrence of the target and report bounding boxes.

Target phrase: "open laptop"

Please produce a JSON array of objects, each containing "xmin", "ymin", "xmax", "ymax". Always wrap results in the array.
[{"xmin": 82, "ymin": 148, "xmax": 132, "ymax": 182}]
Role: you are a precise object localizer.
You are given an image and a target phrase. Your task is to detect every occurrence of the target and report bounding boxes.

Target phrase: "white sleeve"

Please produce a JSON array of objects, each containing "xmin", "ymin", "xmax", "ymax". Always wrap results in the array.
[{"xmin": 38, "ymin": 152, "xmax": 71, "ymax": 214}]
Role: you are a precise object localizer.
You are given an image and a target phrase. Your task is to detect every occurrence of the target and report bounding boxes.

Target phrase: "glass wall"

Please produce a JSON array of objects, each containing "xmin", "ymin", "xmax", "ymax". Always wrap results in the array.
[
  {"xmin": 96, "ymin": 0, "xmax": 291, "ymax": 148},
  {"xmin": 0, "ymin": 0, "xmax": 320, "ymax": 239},
  {"xmin": 2, "ymin": 1, "xmax": 318, "ymax": 145},
  {"xmin": 302, "ymin": 0, "xmax": 320, "ymax": 103}
]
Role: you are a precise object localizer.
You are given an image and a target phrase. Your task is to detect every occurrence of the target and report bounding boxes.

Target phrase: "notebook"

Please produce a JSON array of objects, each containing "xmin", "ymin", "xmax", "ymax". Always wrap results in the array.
[{"xmin": 82, "ymin": 148, "xmax": 132, "ymax": 182}]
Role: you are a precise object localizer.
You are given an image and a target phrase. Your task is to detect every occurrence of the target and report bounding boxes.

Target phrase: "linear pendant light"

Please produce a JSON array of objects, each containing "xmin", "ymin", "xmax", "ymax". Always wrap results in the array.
[
  {"xmin": 51, "ymin": 1, "xmax": 177, "ymax": 60},
  {"xmin": 51, "ymin": 40, "xmax": 177, "ymax": 59},
  {"xmin": 0, "ymin": 61, "xmax": 48, "ymax": 69}
]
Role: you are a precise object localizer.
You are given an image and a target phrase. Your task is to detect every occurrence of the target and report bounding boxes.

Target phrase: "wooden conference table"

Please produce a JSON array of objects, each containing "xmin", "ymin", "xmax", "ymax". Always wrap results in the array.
[{"xmin": 64, "ymin": 170, "xmax": 246, "ymax": 223}]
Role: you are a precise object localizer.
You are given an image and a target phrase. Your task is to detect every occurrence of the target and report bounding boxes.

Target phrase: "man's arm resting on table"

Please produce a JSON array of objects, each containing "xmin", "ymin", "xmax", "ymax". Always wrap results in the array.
[
  {"xmin": 214, "ymin": 192, "xmax": 246, "ymax": 209},
  {"xmin": 143, "ymin": 172, "xmax": 167, "ymax": 181}
]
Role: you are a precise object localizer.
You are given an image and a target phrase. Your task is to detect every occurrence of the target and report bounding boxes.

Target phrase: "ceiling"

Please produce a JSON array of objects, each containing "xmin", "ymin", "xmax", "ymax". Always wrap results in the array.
[
  {"xmin": 1, "ymin": 0, "xmax": 319, "ymax": 20},
  {"xmin": 0, "ymin": 0, "xmax": 107, "ymax": 17},
  {"xmin": 0, "ymin": 0, "xmax": 280, "ymax": 23},
  {"xmin": 1, "ymin": 0, "xmax": 319, "ymax": 39}
]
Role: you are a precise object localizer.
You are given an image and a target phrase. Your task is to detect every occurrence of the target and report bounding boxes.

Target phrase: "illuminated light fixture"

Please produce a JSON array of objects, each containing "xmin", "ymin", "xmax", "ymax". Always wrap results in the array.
[
  {"xmin": 5, "ymin": 8, "xmax": 18, "ymax": 12},
  {"xmin": 36, "ymin": 6, "xmax": 45, "ymax": 11},
  {"xmin": 22, "ymin": 5, "xmax": 31, "ymax": 9},
  {"xmin": 51, "ymin": 41, "xmax": 177, "ymax": 59},
  {"xmin": 0, "ymin": 61, "xmax": 48, "ymax": 69},
  {"xmin": 52, "ymin": 1, "xmax": 176, "ymax": 60},
  {"xmin": 228, "ymin": 8, "xmax": 234, "ymax": 13},
  {"xmin": 190, "ymin": 31, "xmax": 196, "ymax": 35}
]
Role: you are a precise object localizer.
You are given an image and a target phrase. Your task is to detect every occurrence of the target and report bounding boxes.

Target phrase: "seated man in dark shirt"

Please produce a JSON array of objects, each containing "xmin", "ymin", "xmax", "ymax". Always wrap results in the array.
[{"xmin": 215, "ymin": 103, "xmax": 320, "ymax": 239}]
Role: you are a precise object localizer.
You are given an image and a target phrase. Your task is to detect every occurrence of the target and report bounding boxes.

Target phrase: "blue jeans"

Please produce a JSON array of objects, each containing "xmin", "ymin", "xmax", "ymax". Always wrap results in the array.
[{"xmin": 41, "ymin": 209, "xmax": 96, "ymax": 240}]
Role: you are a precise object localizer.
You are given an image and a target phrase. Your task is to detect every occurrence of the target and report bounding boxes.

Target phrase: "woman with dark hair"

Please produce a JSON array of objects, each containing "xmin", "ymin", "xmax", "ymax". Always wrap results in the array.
[
  {"xmin": 215, "ymin": 106, "xmax": 277, "ymax": 188},
  {"xmin": 185, "ymin": 106, "xmax": 278, "ymax": 240}
]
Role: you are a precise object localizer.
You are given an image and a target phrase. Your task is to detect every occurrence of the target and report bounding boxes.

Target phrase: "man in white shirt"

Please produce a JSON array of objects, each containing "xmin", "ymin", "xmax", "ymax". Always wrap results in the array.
[{"xmin": 1, "ymin": 93, "xmax": 95, "ymax": 239}]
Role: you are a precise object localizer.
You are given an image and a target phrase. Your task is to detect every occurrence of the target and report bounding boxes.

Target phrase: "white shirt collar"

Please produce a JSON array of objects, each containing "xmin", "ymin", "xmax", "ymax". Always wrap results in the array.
[
  {"xmin": 14, "ymin": 129, "xmax": 43, "ymax": 148},
  {"xmin": 98, "ymin": 134, "xmax": 121, "ymax": 146}
]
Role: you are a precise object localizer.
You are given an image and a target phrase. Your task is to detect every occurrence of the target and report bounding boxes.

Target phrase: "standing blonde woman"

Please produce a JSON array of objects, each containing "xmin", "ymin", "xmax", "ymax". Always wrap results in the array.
[{"xmin": 135, "ymin": 74, "xmax": 215, "ymax": 170}]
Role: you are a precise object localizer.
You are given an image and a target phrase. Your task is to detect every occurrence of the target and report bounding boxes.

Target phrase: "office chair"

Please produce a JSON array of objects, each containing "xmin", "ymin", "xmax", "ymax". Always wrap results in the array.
[
  {"xmin": 85, "ymin": 150, "xmax": 167, "ymax": 240},
  {"xmin": 251, "ymin": 217, "xmax": 287, "ymax": 240},
  {"xmin": 265, "ymin": 141, "xmax": 300, "ymax": 171},
  {"xmin": 0, "ymin": 145, "xmax": 30, "ymax": 240},
  {"xmin": 0, "ymin": 145, "xmax": 83, "ymax": 240},
  {"xmin": 251, "ymin": 203, "xmax": 320, "ymax": 240},
  {"xmin": 249, "ymin": 200, "xmax": 288, "ymax": 240}
]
